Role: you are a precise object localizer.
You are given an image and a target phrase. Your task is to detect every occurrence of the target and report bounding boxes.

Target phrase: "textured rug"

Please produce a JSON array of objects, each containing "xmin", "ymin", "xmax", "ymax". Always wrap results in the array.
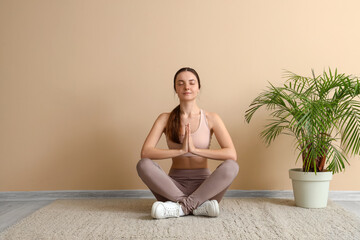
[{"xmin": 1, "ymin": 198, "xmax": 360, "ymax": 240}]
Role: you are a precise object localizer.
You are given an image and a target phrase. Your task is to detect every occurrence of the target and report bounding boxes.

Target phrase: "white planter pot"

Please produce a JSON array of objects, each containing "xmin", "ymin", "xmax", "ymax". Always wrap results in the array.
[{"xmin": 289, "ymin": 168, "xmax": 333, "ymax": 208}]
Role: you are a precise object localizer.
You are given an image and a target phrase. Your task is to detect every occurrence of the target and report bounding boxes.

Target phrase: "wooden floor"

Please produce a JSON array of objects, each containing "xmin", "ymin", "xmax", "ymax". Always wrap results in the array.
[{"xmin": 0, "ymin": 200, "xmax": 359, "ymax": 233}]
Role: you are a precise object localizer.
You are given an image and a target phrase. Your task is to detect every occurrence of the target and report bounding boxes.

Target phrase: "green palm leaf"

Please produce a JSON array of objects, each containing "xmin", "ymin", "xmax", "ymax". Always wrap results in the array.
[{"xmin": 245, "ymin": 68, "xmax": 360, "ymax": 173}]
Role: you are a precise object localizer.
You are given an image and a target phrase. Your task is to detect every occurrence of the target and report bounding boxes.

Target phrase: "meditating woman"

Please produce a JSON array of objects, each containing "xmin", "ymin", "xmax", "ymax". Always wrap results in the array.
[{"xmin": 137, "ymin": 67, "xmax": 239, "ymax": 219}]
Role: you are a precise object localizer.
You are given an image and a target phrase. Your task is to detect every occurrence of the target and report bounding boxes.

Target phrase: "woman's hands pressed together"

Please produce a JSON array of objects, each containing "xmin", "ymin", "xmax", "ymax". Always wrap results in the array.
[
  {"xmin": 187, "ymin": 124, "xmax": 196, "ymax": 153},
  {"xmin": 182, "ymin": 123, "xmax": 196, "ymax": 155}
]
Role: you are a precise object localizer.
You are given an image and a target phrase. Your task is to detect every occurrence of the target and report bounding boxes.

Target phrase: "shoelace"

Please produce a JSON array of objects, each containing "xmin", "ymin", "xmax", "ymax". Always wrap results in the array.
[
  {"xmin": 196, "ymin": 206, "xmax": 208, "ymax": 215},
  {"xmin": 194, "ymin": 203, "xmax": 209, "ymax": 215},
  {"xmin": 164, "ymin": 205, "xmax": 179, "ymax": 217}
]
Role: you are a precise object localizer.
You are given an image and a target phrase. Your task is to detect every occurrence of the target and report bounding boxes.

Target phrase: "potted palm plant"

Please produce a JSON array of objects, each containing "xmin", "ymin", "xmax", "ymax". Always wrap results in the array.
[{"xmin": 245, "ymin": 68, "xmax": 360, "ymax": 208}]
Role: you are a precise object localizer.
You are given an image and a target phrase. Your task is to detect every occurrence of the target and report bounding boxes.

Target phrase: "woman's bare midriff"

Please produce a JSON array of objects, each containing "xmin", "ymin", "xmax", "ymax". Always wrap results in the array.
[{"xmin": 170, "ymin": 155, "xmax": 208, "ymax": 169}]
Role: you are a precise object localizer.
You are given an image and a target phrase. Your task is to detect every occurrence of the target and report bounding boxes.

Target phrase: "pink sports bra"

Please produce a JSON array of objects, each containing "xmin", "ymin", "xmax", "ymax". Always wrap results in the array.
[{"xmin": 166, "ymin": 109, "xmax": 211, "ymax": 157}]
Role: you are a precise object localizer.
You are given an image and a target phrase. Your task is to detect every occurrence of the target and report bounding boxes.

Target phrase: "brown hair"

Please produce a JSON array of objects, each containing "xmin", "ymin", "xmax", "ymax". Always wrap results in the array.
[{"xmin": 165, "ymin": 67, "xmax": 201, "ymax": 143}]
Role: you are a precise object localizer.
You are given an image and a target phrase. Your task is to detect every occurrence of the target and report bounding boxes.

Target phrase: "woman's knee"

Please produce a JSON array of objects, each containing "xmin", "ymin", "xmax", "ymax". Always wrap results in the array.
[
  {"xmin": 136, "ymin": 158, "xmax": 153, "ymax": 174},
  {"xmin": 219, "ymin": 160, "xmax": 239, "ymax": 179}
]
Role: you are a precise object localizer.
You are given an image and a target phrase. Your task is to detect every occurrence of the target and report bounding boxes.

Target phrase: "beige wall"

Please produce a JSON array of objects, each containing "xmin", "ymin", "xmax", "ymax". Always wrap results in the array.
[{"xmin": 1, "ymin": 0, "xmax": 360, "ymax": 191}]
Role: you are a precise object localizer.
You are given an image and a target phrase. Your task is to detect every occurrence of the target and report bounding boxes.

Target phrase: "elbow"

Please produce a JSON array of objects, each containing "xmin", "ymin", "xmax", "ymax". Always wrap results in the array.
[
  {"xmin": 229, "ymin": 149, "xmax": 237, "ymax": 161},
  {"xmin": 141, "ymin": 147, "xmax": 150, "ymax": 159},
  {"xmin": 221, "ymin": 148, "xmax": 237, "ymax": 161},
  {"xmin": 229, "ymin": 156, "xmax": 237, "ymax": 161}
]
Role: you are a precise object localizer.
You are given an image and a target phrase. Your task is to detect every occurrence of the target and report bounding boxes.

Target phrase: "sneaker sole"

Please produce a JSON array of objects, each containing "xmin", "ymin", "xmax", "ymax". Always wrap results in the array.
[
  {"xmin": 151, "ymin": 201, "xmax": 162, "ymax": 219},
  {"xmin": 208, "ymin": 200, "xmax": 220, "ymax": 217}
]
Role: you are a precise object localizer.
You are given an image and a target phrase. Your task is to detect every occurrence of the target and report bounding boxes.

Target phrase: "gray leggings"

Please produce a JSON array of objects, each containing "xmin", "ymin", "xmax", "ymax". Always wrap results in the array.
[{"xmin": 136, "ymin": 158, "xmax": 239, "ymax": 215}]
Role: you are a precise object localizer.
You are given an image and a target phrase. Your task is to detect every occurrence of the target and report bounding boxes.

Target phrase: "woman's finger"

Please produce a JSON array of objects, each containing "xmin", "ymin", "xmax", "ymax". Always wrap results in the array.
[{"xmin": 187, "ymin": 124, "xmax": 190, "ymax": 140}]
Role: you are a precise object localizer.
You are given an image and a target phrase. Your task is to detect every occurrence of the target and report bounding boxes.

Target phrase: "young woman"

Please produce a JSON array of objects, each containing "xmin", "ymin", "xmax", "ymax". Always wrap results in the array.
[{"xmin": 137, "ymin": 67, "xmax": 239, "ymax": 219}]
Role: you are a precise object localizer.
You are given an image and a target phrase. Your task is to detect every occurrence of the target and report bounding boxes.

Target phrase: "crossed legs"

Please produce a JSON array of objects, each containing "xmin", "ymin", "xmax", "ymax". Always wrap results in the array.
[{"xmin": 136, "ymin": 158, "xmax": 239, "ymax": 215}]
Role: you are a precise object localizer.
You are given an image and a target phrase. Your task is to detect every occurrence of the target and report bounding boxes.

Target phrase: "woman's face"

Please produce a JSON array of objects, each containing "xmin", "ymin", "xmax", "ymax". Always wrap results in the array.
[{"xmin": 175, "ymin": 71, "xmax": 200, "ymax": 101}]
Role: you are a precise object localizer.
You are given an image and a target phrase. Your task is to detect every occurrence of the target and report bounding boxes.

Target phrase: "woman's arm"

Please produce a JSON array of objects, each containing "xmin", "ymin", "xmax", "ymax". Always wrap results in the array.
[
  {"xmin": 188, "ymin": 112, "xmax": 237, "ymax": 161},
  {"xmin": 140, "ymin": 113, "xmax": 187, "ymax": 159}
]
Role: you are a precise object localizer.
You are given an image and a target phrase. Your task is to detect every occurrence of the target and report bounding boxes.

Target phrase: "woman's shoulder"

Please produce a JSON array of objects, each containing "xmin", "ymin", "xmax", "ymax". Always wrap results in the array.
[
  {"xmin": 151, "ymin": 112, "xmax": 170, "ymax": 134},
  {"xmin": 153, "ymin": 112, "xmax": 171, "ymax": 127},
  {"xmin": 156, "ymin": 112, "xmax": 170, "ymax": 121},
  {"xmin": 203, "ymin": 110, "xmax": 222, "ymax": 129},
  {"xmin": 204, "ymin": 110, "xmax": 220, "ymax": 120}
]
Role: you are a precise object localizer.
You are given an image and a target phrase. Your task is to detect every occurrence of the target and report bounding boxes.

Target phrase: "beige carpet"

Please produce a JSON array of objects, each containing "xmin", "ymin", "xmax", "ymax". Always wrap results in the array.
[{"xmin": 1, "ymin": 198, "xmax": 360, "ymax": 240}]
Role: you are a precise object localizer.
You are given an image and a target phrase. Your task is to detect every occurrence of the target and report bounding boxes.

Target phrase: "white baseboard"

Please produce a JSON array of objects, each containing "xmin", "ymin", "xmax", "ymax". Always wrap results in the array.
[
  {"xmin": 226, "ymin": 190, "xmax": 360, "ymax": 201},
  {"xmin": 1, "ymin": 190, "xmax": 359, "ymax": 201}
]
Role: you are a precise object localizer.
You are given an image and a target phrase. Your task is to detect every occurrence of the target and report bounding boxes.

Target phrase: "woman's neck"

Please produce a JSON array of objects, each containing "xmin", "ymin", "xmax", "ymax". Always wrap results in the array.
[{"xmin": 179, "ymin": 101, "xmax": 200, "ymax": 117}]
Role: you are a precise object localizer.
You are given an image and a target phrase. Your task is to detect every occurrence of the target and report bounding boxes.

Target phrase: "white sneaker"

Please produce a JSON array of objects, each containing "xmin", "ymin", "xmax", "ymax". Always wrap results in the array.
[
  {"xmin": 193, "ymin": 200, "xmax": 219, "ymax": 217},
  {"xmin": 151, "ymin": 201, "xmax": 184, "ymax": 219}
]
